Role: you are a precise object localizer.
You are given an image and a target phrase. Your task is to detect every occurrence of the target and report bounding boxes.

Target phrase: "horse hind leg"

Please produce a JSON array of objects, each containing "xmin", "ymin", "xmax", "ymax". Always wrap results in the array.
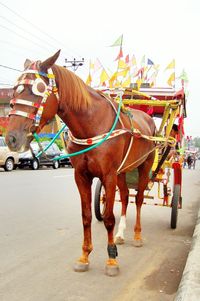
[
  {"xmin": 115, "ymin": 173, "xmax": 129, "ymax": 245},
  {"xmin": 134, "ymin": 152, "xmax": 155, "ymax": 247}
]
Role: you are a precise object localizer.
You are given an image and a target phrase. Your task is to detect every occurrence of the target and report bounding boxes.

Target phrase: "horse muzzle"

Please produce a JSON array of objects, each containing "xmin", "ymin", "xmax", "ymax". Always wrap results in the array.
[{"xmin": 5, "ymin": 130, "xmax": 29, "ymax": 152}]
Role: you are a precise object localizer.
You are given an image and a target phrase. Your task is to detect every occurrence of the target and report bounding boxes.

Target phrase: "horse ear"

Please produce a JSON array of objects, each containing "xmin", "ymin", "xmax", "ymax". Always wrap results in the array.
[
  {"xmin": 40, "ymin": 50, "xmax": 61, "ymax": 72},
  {"xmin": 24, "ymin": 59, "xmax": 32, "ymax": 70}
]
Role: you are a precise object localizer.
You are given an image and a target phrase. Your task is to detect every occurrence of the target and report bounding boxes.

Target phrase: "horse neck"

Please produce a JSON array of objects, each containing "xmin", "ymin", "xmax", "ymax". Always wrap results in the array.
[{"xmin": 57, "ymin": 89, "xmax": 116, "ymax": 139}]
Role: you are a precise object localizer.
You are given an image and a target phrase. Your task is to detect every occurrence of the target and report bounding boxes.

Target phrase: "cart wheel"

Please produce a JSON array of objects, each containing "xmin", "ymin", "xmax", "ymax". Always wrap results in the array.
[
  {"xmin": 94, "ymin": 180, "xmax": 106, "ymax": 221},
  {"xmin": 171, "ymin": 184, "xmax": 181, "ymax": 229}
]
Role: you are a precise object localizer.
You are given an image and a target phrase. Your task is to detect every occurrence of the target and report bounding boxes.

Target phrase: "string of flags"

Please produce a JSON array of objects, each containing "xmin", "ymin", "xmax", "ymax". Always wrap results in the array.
[{"xmin": 85, "ymin": 35, "xmax": 188, "ymax": 90}]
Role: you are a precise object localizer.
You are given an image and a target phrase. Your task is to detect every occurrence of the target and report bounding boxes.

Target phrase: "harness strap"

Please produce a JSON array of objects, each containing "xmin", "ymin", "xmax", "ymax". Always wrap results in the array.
[
  {"xmin": 117, "ymin": 136, "xmax": 134, "ymax": 173},
  {"xmin": 10, "ymin": 66, "xmax": 59, "ymax": 128},
  {"xmin": 97, "ymin": 91, "xmax": 125, "ymax": 128},
  {"xmin": 68, "ymin": 129, "xmax": 128, "ymax": 145},
  {"xmin": 10, "ymin": 98, "xmax": 40, "ymax": 108},
  {"xmin": 9, "ymin": 109, "xmax": 35, "ymax": 120},
  {"xmin": 14, "ymin": 79, "xmax": 35, "ymax": 86}
]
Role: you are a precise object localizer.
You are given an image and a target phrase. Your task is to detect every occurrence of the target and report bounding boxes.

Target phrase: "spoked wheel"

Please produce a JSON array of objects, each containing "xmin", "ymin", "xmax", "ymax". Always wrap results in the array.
[
  {"xmin": 94, "ymin": 180, "xmax": 106, "ymax": 221},
  {"xmin": 171, "ymin": 184, "xmax": 181, "ymax": 229}
]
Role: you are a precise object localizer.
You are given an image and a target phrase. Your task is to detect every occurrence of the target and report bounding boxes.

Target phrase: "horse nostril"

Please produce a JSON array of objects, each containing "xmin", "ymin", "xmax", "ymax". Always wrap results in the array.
[
  {"xmin": 6, "ymin": 134, "xmax": 17, "ymax": 148},
  {"xmin": 10, "ymin": 135, "xmax": 16, "ymax": 144}
]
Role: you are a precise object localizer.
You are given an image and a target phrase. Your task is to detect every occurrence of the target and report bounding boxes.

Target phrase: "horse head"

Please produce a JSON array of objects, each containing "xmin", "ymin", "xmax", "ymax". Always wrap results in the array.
[{"xmin": 6, "ymin": 50, "xmax": 61, "ymax": 152}]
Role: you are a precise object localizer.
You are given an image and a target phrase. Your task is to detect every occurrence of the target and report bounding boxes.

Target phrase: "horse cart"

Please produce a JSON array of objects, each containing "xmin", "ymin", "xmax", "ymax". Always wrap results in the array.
[
  {"xmin": 6, "ymin": 51, "xmax": 188, "ymax": 275},
  {"xmin": 94, "ymin": 86, "xmax": 186, "ymax": 229}
]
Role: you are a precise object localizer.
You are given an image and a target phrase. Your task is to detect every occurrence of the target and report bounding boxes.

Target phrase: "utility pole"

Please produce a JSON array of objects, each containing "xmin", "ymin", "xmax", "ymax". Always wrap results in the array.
[{"xmin": 64, "ymin": 58, "xmax": 84, "ymax": 72}]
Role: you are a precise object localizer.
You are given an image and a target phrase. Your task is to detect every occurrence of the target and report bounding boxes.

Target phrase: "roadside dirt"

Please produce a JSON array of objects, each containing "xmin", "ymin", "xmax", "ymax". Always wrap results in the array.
[{"xmin": 115, "ymin": 198, "xmax": 199, "ymax": 301}]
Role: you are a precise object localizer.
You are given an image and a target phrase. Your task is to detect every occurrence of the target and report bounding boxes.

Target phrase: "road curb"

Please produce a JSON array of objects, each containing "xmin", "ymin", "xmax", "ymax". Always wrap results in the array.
[{"xmin": 174, "ymin": 207, "xmax": 200, "ymax": 301}]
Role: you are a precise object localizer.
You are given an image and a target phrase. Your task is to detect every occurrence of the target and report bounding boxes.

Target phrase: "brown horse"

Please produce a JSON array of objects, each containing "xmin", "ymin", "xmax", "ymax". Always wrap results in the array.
[{"xmin": 6, "ymin": 50, "xmax": 156, "ymax": 276}]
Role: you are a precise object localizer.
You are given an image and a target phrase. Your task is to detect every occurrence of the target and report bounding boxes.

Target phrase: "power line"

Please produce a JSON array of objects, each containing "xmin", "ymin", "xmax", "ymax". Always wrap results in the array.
[
  {"xmin": 0, "ymin": 15, "xmax": 57, "ymax": 50},
  {"xmin": 0, "ymin": 24, "xmax": 51, "ymax": 53},
  {"xmin": 0, "ymin": 1, "xmax": 82, "ymax": 59},
  {"xmin": 0, "ymin": 64, "xmax": 21, "ymax": 72}
]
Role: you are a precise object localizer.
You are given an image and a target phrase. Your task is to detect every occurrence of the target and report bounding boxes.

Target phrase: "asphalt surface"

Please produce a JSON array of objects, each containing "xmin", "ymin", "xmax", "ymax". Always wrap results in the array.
[{"xmin": 0, "ymin": 163, "xmax": 200, "ymax": 301}]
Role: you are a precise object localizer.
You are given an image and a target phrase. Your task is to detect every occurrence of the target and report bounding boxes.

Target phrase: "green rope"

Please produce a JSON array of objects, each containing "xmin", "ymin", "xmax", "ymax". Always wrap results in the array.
[
  {"xmin": 33, "ymin": 94, "xmax": 123, "ymax": 160},
  {"xmin": 34, "ymin": 124, "xmax": 66, "ymax": 158}
]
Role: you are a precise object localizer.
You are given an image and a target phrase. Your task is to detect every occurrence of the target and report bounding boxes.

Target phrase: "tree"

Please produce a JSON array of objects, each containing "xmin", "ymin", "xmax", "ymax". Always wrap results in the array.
[{"xmin": 193, "ymin": 137, "xmax": 200, "ymax": 148}]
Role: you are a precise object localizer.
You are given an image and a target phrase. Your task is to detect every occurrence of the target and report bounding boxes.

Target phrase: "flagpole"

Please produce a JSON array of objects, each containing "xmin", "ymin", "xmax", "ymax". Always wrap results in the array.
[{"xmin": 115, "ymin": 35, "xmax": 123, "ymax": 88}]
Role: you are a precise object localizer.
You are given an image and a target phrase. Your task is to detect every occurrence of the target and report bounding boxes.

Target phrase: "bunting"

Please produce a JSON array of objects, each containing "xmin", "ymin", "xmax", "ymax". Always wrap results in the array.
[
  {"xmin": 165, "ymin": 59, "xmax": 175, "ymax": 70},
  {"xmin": 147, "ymin": 58, "xmax": 154, "ymax": 65},
  {"xmin": 115, "ymin": 48, "xmax": 123, "ymax": 61},
  {"xmin": 100, "ymin": 68, "xmax": 109, "ymax": 84},
  {"xmin": 117, "ymin": 68, "xmax": 129, "ymax": 77},
  {"xmin": 167, "ymin": 72, "xmax": 175, "ymax": 87},
  {"xmin": 140, "ymin": 55, "xmax": 146, "ymax": 67},
  {"xmin": 118, "ymin": 59, "xmax": 128, "ymax": 69},
  {"xmin": 125, "ymin": 54, "xmax": 129, "ymax": 64},
  {"xmin": 110, "ymin": 34, "xmax": 123, "ymax": 47},
  {"xmin": 93, "ymin": 58, "xmax": 102, "ymax": 72},
  {"xmin": 130, "ymin": 54, "xmax": 137, "ymax": 67},
  {"xmin": 122, "ymin": 75, "xmax": 131, "ymax": 88},
  {"xmin": 86, "ymin": 73, "xmax": 92, "ymax": 86}
]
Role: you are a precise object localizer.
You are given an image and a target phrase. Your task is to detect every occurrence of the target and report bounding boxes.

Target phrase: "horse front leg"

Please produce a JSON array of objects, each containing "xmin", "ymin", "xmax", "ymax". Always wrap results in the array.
[
  {"xmin": 115, "ymin": 173, "xmax": 129, "ymax": 244},
  {"xmin": 103, "ymin": 174, "xmax": 119, "ymax": 276},
  {"xmin": 74, "ymin": 171, "xmax": 93, "ymax": 272}
]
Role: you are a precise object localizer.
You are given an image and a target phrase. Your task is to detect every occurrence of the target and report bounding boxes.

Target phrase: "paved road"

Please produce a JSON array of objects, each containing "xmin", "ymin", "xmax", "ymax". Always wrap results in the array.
[{"xmin": 0, "ymin": 163, "xmax": 200, "ymax": 301}]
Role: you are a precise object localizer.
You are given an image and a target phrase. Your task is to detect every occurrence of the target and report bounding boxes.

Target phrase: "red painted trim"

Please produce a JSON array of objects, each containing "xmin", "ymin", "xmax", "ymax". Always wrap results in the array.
[{"xmin": 172, "ymin": 162, "xmax": 182, "ymax": 194}]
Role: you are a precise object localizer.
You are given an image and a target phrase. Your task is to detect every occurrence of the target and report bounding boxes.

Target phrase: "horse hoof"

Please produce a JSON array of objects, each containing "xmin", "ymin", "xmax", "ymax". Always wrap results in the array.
[
  {"xmin": 115, "ymin": 236, "xmax": 125, "ymax": 245},
  {"xmin": 133, "ymin": 239, "xmax": 143, "ymax": 247},
  {"xmin": 74, "ymin": 261, "xmax": 89, "ymax": 272},
  {"xmin": 105, "ymin": 265, "xmax": 120, "ymax": 277}
]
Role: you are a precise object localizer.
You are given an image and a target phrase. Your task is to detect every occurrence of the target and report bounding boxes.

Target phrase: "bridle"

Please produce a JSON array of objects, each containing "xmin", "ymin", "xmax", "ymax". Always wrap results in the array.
[{"xmin": 9, "ymin": 62, "xmax": 59, "ymax": 130}]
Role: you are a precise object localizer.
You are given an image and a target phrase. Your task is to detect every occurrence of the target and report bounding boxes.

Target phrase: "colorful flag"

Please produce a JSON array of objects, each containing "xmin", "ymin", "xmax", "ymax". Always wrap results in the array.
[
  {"xmin": 100, "ymin": 68, "xmax": 109, "ymax": 84},
  {"xmin": 167, "ymin": 72, "xmax": 175, "ymax": 86},
  {"xmin": 118, "ymin": 59, "xmax": 127, "ymax": 69},
  {"xmin": 89, "ymin": 60, "xmax": 94, "ymax": 70},
  {"xmin": 147, "ymin": 58, "xmax": 154, "ymax": 65},
  {"xmin": 130, "ymin": 54, "xmax": 137, "ymax": 67},
  {"xmin": 135, "ymin": 67, "xmax": 144, "ymax": 77},
  {"xmin": 86, "ymin": 73, "xmax": 92, "ymax": 86},
  {"xmin": 117, "ymin": 68, "xmax": 129, "ymax": 77},
  {"xmin": 125, "ymin": 54, "xmax": 129, "ymax": 64},
  {"xmin": 165, "ymin": 59, "xmax": 175, "ymax": 70},
  {"xmin": 115, "ymin": 48, "xmax": 123, "ymax": 61},
  {"xmin": 109, "ymin": 71, "xmax": 118, "ymax": 82},
  {"xmin": 93, "ymin": 58, "xmax": 102, "ymax": 72},
  {"xmin": 140, "ymin": 55, "xmax": 145, "ymax": 67},
  {"xmin": 178, "ymin": 69, "xmax": 188, "ymax": 82},
  {"xmin": 122, "ymin": 75, "xmax": 131, "ymax": 87},
  {"xmin": 110, "ymin": 34, "xmax": 123, "ymax": 47}
]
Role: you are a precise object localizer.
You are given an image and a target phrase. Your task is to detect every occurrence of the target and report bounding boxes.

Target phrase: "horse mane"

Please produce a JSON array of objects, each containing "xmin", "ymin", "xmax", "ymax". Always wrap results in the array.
[{"xmin": 52, "ymin": 64, "xmax": 92, "ymax": 111}]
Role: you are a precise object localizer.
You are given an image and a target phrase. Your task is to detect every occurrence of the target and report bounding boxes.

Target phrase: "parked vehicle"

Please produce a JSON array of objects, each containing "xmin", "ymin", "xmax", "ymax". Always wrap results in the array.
[
  {"xmin": 0, "ymin": 136, "xmax": 19, "ymax": 171},
  {"xmin": 18, "ymin": 141, "xmax": 61, "ymax": 170}
]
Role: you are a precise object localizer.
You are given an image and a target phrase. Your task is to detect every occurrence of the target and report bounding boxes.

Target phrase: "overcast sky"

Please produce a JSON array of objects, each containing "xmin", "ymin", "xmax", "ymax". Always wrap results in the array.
[{"xmin": 0, "ymin": 0, "xmax": 200, "ymax": 137}]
